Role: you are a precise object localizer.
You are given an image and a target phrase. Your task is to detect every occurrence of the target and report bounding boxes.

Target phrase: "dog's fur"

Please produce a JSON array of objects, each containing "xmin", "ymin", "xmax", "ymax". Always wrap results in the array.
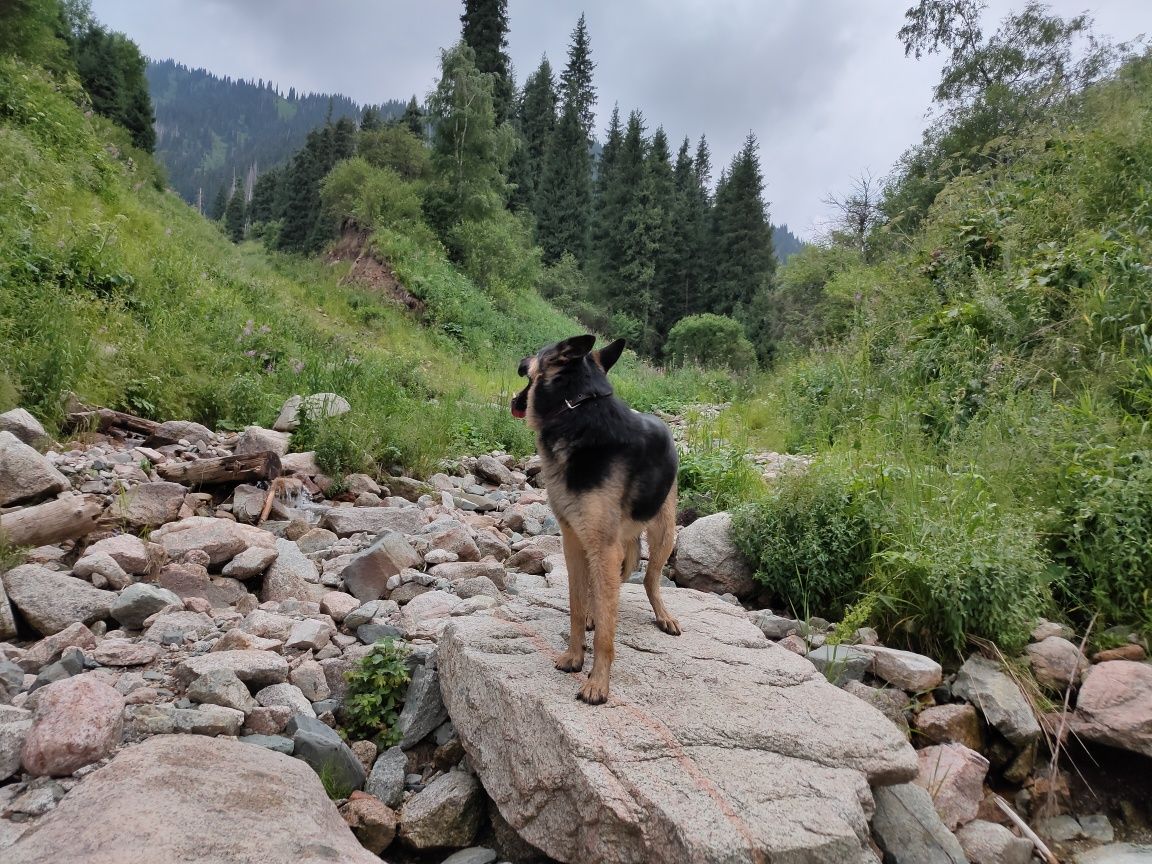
[{"xmin": 511, "ymin": 335, "xmax": 680, "ymax": 704}]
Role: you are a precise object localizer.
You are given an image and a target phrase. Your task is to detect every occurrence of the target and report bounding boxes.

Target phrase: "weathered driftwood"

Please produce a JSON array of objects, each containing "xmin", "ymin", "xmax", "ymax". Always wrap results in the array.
[
  {"xmin": 0, "ymin": 495, "xmax": 103, "ymax": 547},
  {"xmin": 156, "ymin": 452, "xmax": 281, "ymax": 487},
  {"xmin": 64, "ymin": 408, "xmax": 159, "ymax": 437}
]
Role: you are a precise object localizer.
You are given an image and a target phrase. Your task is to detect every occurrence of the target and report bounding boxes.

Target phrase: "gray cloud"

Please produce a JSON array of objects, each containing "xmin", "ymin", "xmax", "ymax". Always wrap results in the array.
[{"xmin": 91, "ymin": 0, "xmax": 1152, "ymax": 237}]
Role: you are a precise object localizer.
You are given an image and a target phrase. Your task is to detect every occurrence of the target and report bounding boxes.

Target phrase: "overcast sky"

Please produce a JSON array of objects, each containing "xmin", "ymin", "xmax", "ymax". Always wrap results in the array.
[{"xmin": 90, "ymin": 1, "xmax": 1152, "ymax": 239}]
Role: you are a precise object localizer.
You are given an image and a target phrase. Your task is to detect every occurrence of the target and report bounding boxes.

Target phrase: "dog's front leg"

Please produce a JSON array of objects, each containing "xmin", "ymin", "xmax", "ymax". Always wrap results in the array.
[
  {"xmin": 579, "ymin": 543, "xmax": 623, "ymax": 705},
  {"xmin": 555, "ymin": 521, "xmax": 587, "ymax": 673}
]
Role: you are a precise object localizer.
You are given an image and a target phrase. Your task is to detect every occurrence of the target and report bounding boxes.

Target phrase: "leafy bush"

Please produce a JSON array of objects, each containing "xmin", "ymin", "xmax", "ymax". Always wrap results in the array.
[
  {"xmin": 731, "ymin": 462, "xmax": 876, "ymax": 618},
  {"xmin": 356, "ymin": 126, "xmax": 429, "ymax": 180},
  {"xmin": 451, "ymin": 209, "xmax": 541, "ymax": 298},
  {"xmin": 1060, "ymin": 450, "xmax": 1152, "ymax": 634},
  {"xmin": 342, "ymin": 639, "xmax": 411, "ymax": 748},
  {"xmin": 665, "ymin": 314, "xmax": 757, "ymax": 372},
  {"xmin": 320, "ymin": 157, "xmax": 425, "ymax": 234}
]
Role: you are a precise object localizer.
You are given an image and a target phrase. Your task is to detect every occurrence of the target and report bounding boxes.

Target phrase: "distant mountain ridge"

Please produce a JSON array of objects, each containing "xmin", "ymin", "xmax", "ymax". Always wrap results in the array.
[{"xmin": 146, "ymin": 59, "xmax": 405, "ymax": 207}]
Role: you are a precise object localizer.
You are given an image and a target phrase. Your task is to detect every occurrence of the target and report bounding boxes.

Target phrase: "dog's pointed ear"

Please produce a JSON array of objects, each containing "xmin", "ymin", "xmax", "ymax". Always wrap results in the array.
[
  {"xmin": 555, "ymin": 334, "xmax": 596, "ymax": 361},
  {"xmin": 595, "ymin": 338, "xmax": 626, "ymax": 372}
]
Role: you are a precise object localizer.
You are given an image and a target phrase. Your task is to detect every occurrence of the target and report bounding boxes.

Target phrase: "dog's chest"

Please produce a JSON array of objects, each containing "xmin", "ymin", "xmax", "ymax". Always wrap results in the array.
[{"xmin": 536, "ymin": 441, "xmax": 579, "ymax": 521}]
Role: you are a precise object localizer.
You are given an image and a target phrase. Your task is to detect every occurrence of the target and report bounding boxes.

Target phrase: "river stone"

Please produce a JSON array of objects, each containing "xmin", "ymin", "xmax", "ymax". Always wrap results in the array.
[
  {"xmin": 914, "ymin": 743, "xmax": 988, "ymax": 829},
  {"xmin": 234, "ymin": 426, "xmax": 291, "ymax": 457},
  {"xmin": 320, "ymin": 506, "xmax": 427, "ymax": 538},
  {"xmin": 151, "ymin": 517, "xmax": 276, "ymax": 567},
  {"xmin": 274, "ymin": 393, "xmax": 351, "ymax": 432},
  {"xmin": 952, "ymin": 655, "xmax": 1041, "ymax": 748},
  {"xmin": 396, "ymin": 658, "xmax": 448, "ymax": 748},
  {"xmin": 366, "ymin": 745, "xmax": 406, "ymax": 808},
  {"xmin": 176, "ymin": 650, "xmax": 288, "ymax": 688},
  {"xmin": 261, "ymin": 537, "xmax": 328, "ymax": 604},
  {"xmin": 1075, "ymin": 845, "xmax": 1152, "ymax": 864},
  {"xmin": 287, "ymin": 714, "xmax": 365, "ymax": 796},
  {"xmin": 1, "ymin": 708, "xmax": 33, "ymax": 781},
  {"xmin": 956, "ymin": 820, "xmax": 1032, "ymax": 864},
  {"xmin": 669, "ymin": 511, "xmax": 758, "ymax": 599},
  {"xmin": 439, "ymin": 584, "xmax": 917, "ymax": 864},
  {"xmin": 85, "ymin": 534, "xmax": 151, "ymax": 575},
  {"xmin": 1071, "ymin": 660, "xmax": 1152, "ymax": 757},
  {"xmin": 115, "ymin": 481, "xmax": 187, "ymax": 529},
  {"xmin": 4, "ymin": 734, "xmax": 380, "ymax": 863},
  {"xmin": 21, "ymin": 676, "xmax": 125, "ymax": 776},
  {"xmin": 872, "ymin": 783, "xmax": 969, "ymax": 864},
  {"xmin": 2, "ymin": 565, "xmax": 114, "ymax": 635},
  {"xmin": 854, "ymin": 644, "xmax": 942, "ymax": 691},
  {"xmin": 399, "ymin": 768, "xmax": 483, "ymax": 849},
  {"xmin": 0, "ymin": 431, "xmax": 69, "ymax": 506},
  {"xmin": 341, "ymin": 531, "xmax": 422, "ymax": 602},
  {"xmin": 1026, "ymin": 636, "xmax": 1089, "ymax": 690},
  {"xmin": 0, "ymin": 408, "xmax": 48, "ymax": 446}
]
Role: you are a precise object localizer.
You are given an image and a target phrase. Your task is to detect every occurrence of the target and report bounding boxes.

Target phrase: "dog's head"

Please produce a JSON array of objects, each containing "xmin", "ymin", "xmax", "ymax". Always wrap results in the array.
[{"xmin": 511, "ymin": 335, "xmax": 626, "ymax": 429}]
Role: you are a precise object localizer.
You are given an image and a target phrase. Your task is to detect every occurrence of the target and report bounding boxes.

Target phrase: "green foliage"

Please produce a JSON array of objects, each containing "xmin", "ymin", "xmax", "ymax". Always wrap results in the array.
[
  {"xmin": 343, "ymin": 639, "xmax": 411, "ymax": 748},
  {"xmin": 71, "ymin": 21, "xmax": 155, "ymax": 151},
  {"xmin": 732, "ymin": 462, "xmax": 876, "ymax": 619},
  {"xmin": 460, "ymin": 0, "xmax": 513, "ymax": 122},
  {"xmin": 356, "ymin": 125, "xmax": 429, "ymax": 180},
  {"xmin": 451, "ymin": 209, "xmax": 541, "ymax": 297},
  {"xmin": 677, "ymin": 418, "xmax": 765, "ymax": 517},
  {"xmin": 224, "ymin": 182, "xmax": 245, "ymax": 242},
  {"xmin": 535, "ymin": 102, "xmax": 591, "ymax": 265},
  {"xmin": 665, "ymin": 314, "xmax": 756, "ymax": 372},
  {"xmin": 1059, "ymin": 450, "xmax": 1152, "ymax": 634},
  {"xmin": 320, "ymin": 157, "xmax": 425, "ymax": 235}
]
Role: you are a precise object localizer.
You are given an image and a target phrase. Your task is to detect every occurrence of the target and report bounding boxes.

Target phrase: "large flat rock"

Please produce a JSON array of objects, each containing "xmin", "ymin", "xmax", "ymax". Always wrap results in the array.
[
  {"xmin": 5, "ymin": 734, "xmax": 381, "ymax": 864},
  {"xmin": 440, "ymin": 585, "xmax": 917, "ymax": 864}
]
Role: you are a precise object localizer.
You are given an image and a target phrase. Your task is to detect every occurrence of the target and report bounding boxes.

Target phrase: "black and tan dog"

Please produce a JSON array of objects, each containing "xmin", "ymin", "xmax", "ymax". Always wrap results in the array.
[{"xmin": 511, "ymin": 334, "xmax": 680, "ymax": 704}]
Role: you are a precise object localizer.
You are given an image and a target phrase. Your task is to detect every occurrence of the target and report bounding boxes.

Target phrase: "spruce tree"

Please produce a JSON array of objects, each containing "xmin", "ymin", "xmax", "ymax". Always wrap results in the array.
[
  {"xmin": 460, "ymin": 0, "xmax": 513, "ymax": 123},
  {"xmin": 248, "ymin": 168, "xmax": 281, "ymax": 224},
  {"xmin": 224, "ymin": 180, "xmax": 246, "ymax": 242},
  {"xmin": 210, "ymin": 184, "xmax": 228, "ymax": 221},
  {"xmin": 359, "ymin": 106, "xmax": 382, "ymax": 131},
  {"xmin": 709, "ymin": 133, "xmax": 775, "ymax": 319},
  {"xmin": 559, "ymin": 14, "xmax": 596, "ymax": 142},
  {"xmin": 401, "ymin": 96, "xmax": 425, "ymax": 139},
  {"xmin": 508, "ymin": 56, "xmax": 556, "ymax": 213},
  {"xmin": 589, "ymin": 105, "xmax": 623, "ymax": 285},
  {"xmin": 536, "ymin": 103, "xmax": 591, "ymax": 264}
]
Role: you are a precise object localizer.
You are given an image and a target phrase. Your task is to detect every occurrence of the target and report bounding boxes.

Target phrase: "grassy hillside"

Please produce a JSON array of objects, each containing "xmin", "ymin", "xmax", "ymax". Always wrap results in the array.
[
  {"xmin": 0, "ymin": 56, "xmax": 726, "ymax": 478},
  {"xmin": 727, "ymin": 54, "xmax": 1152, "ymax": 656}
]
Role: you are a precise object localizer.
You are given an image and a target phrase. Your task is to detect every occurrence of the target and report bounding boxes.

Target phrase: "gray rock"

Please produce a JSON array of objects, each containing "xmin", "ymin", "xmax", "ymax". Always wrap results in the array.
[
  {"xmin": 1075, "ymin": 844, "xmax": 1152, "ymax": 864},
  {"xmin": 366, "ymin": 745, "xmax": 406, "ymax": 808},
  {"xmin": 428, "ymin": 560, "xmax": 507, "ymax": 589},
  {"xmin": 0, "ymin": 707, "xmax": 33, "ymax": 781},
  {"xmin": 341, "ymin": 531, "xmax": 422, "ymax": 602},
  {"xmin": 84, "ymin": 535, "xmax": 151, "ymax": 575},
  {"xmin": 273, "ymin": 393, "xmax": 350, "ymax": 432},
  {"xmin": 148, "ymin": 420, "xmax": 215, "ymax": 445},
  {"xmin": 399, "ymin": 769, "xmax": 483, "ymax": 849},
  {"xmin": 1038, "ymin": 815, "xmax": 1083, "ymax": 842},
  {"xmin": 344, "ymin": 599, "xmax": 395, "ymax": 629},
  {"xmin": 854, "ymin": 644, "xmax": 943, "ymax": 691},
  {"xmin": 151, "ymin": 516, "xmax": 276, "ymax": 567},
  {"xmin": 952, "ymin": 655, "xmax": 1041, "ymax": 748},
  {"xmin": 114, "ymin": 481, "xmax": 187, "ymax": 529},
  {"xmin": 284, "ymin": 618, "xmax": 333, "ymax": 651},
  {"xmin": 221, "ymin": 545, "xmax": 279, "ymax": 579},
  {"xmin": 234, "ymin": 426, "xmax": 291, "ymax": 457},
  {"xmin": 357, "ymin": 622, "xmax": 403, "ymax": 644},
  {"xmin": 186, "ymin": 669, "xmax": 257, "ymax": 712},
  {"xmin": 455, "ymin": 575, "xmax": 502, "ymax": 601},
  {"xmin": 240, "ymin": 734, "xmax": 294, "ymax": 755},
  {"xmin": 260, "ymin": 537, "xmax": 328, "ymax": 604},
  {"xmin": 1026, "ymin": 636, "xmax": 1089, "ymax": 690},
  {"xmin": 176, "ymin": 650, "xmax": 289, "ymax": 688},
  {"xmin": 397, "ymin": 658, "xmax": 448, "ymax": 748},
  {"xmin": 287, "ymin": 713, "xmax": 365, "ymax": 795},
  {"xmin": 806, "ymin": 644, "xmax": 871, "ymax": 684},
  {"xmin": 142, "ymin": 610, "xmax": 214, "ymax": 644},
  {"xmin": 474, "ymin": 455, "xmax": 515, "ymax": 486},
  {"xmin": 955, "ymin": 820, "xmax": 1032, "ymax": 864},
  {"xmin": 298, "ymin": 528, "xmax": 339, "ymax": 555},
  {"xmin": 439, "ymin": 584, "xmax": 917, "ymax": 864},
  {"xmin": 0, "ymin": 408, "xmax": 48, "ymax": 446},
  {"xmin": 1071, "ymin": 661, "xmax": 1152, "ymax": 757},
  {"xmin": 440, "ymin": 848, "xmax": 498, "ymax": 864},
  {"xmin": 0, "ymin": 577, "xmax": 17, "ymax": 640},
  {"xmin": 4, "ymin": 734, "xmax": 380, "ymax": 864},
  {"xmin": 872, "ymin": 783, "xmax": 969, "ymax": 864},
  {"xmin": 73, "ymin": 552, "xmax": 132, "ymax": 589},
  {"xmin": 2, "ymin": 565, "xmax": 114, "ymax": 635},
  {"xmin": 1079, "ymin": 814, "xmax": 1116, "ymax": 844},
  {"xmin": 257, "ymin": 683, "xmax": 315, "ymax": 718},
  {"xmin": 169, "ymin": 703, "xmax": 245, "ymax": 736},
  {"xmin": 320, "ymin": 506, "xmax": 427, "ymax": 538},
  {"xmin": 753, "ymin": 611, "xmax": 800, "ymax": 640},
  {"xmin": 670, "ymin": 511, "xmax": 758, "ymax": 599},
  {"xmin": 0, "ymin": 431, "xmax": 69, "ymax": 506}
]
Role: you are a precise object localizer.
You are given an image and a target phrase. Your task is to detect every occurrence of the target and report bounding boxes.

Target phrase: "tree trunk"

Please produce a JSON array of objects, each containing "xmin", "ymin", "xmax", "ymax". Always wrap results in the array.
[
  {"xmin": 64, "ymin": 409, "xmax": 160, "ymax": 438},
  {"xmin": 156, "ymin": 452, "xmax": 281, "ymax": 487},
  {"xmin": 0, "ymin": 495, "xmax": 104, "ymax": 547}
]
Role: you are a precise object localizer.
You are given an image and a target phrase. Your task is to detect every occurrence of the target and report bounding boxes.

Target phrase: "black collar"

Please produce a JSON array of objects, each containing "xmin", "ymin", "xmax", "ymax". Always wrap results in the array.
[{"xmin": 540, "ymin": 390, "xmax": 610, "ymax": 420}]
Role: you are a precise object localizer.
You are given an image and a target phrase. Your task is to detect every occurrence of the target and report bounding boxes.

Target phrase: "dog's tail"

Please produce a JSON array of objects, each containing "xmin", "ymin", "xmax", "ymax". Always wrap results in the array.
[{"xmin": 620, "ymin": 535, "xmax": 641, "ymax": 583}]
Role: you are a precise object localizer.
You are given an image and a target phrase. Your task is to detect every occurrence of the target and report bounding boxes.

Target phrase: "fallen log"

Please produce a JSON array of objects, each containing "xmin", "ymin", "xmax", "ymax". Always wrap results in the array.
[
  {"xmin": 0, "ymin": 494, "xmax": 104, "ymax": 547},
  {"xmin": 63, "ymin": 408, "xmax": 159, "ymax": 437},
  {"xmin": 156, "ymin": 451, "xmax": 281, "ymax": 487}
]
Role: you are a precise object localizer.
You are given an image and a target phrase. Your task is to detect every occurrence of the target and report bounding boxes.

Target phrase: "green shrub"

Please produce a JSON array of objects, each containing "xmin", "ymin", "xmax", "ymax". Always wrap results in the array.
[
  {"xmin": 451, "ymin": 209, "xmax": 541, "ymax": 298},
  {"xmin": 665, "ymin": 313, "xmax": 757, "ymax": 372},
  {"xmin": 1059, "ymin": 449, "xmax": 1152, "ymax": 634},
  {"xmin": 320, "ymin": 157, "xmax": 425, "ymax": 234},
  {"xmin": 356, "ymin": 125, "xmax": 429, "ymax": 180},
  {"xmin": 342, "ymin": 639, "xmax": 411, "ymax": 748},
  {"xmin": 731, "ymin": 462, "xmax": 876, "ymax": 618}
]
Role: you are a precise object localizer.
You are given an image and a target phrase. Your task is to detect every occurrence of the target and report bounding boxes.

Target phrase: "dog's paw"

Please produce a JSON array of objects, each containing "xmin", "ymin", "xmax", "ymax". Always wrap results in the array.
[
  {"xmin": 555, "ymin": 651, "xmax": 585, "ymax": 673},
  {"xmin": 577, "ymin": 679, "xmax": 609, "ymax": 705},
  {"xmin": 655, "ymin": 615, "xmax": 682, "ymax": 635}
]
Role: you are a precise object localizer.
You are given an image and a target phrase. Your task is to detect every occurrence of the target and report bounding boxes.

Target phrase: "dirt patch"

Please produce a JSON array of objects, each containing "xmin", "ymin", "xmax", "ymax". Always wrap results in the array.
[{"xmin": 327, "ymin": 225, "xmax": 426, "ymax": 317}]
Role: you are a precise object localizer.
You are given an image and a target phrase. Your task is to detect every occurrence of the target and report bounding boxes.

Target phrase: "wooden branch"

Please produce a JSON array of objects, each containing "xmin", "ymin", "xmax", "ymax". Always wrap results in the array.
[
  {"xmin": 156, "ymin": 451, "xmax": 281, "ymax": 487},
  {"xmin": 64, "ymin": 408, "xmax": 159, "ymax": 437},
  {"xmin": 0, "ymin": 495, "xmax": 104, "ymax": 547},
  {"xmin": 993, "ymin": 795, "xmax": 1060, "ymax": 864}
]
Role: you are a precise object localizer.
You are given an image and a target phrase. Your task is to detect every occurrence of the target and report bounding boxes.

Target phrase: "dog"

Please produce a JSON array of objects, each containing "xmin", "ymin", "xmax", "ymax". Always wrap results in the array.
[{"xmin": 511, "ymin": 334, "xmax": 680, "ymax": 704}]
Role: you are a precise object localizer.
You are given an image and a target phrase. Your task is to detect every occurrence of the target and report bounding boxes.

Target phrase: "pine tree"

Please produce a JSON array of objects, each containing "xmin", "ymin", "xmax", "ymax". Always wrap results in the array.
[
  {"xmin": 460, "ymin": 0, "xmax": 513, "ymax": 123},
  {"xmin": 248, "ymin": 168, "xmax": 281, "ymax": 224},
  {"xmin": 536, "ymin": 103, "xmax": 591, "ymax": 264},
  {"xmin": 507, "ymin": 56, "xmax": 556, "ymax": 213},
  {"xmin": 210, "ymin": 184, "xmax": 228, "ymax": 221},
  {"xmin": 559, "ymin": 14, "xmax": 596, "ymax": 142},
  {"xmin": 224, "ymin": 179, "xmax": 246, "ymax": 242},
  {"xmin": 332, "ymin": 116, "xmax": 357, "ymax": 161},
  {"xmin": 708, "ymin": 133, "xmax": 776, "ymax": 320},
  {"xmin": 589, "ymin": 105, "xmax": 623, "ymax": 283},
  {"xmin": 359, "ymin": 106, "xmax": 382, "ymax": 131},
  {"xmin": 591, "ymin": 110, "xmax": 646, "ymax": 305},
  {"xmin": 401, "ymin": 96, "xmax": 425, "ymax": 139}
]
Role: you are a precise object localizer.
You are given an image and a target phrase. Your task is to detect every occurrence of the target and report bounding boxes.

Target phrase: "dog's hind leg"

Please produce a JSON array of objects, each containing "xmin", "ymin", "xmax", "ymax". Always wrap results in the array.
[
  {"xmin": 643, "ymin": 489, "xmax": 681, "ymax": 635},
  {"xmin": 555, "ymin": 519, "xmax": 588, "ymax": 673},
  {"xmin": 619, "ymin": 534, "xmax": 640, "ymax": 583}
]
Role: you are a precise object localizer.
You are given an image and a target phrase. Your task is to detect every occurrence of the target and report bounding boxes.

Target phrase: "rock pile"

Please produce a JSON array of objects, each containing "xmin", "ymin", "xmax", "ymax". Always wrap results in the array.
[{"xmin": 0, "ymin": 402, "xmax": 1149, "ymax": 863}]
